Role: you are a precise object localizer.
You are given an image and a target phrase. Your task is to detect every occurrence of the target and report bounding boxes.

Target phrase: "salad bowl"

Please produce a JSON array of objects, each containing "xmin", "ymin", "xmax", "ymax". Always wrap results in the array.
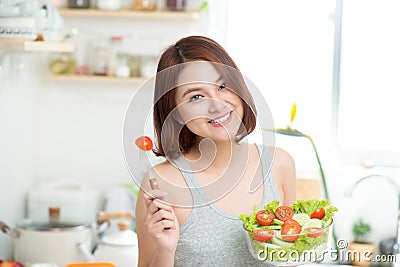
[{"xmin": 240, "ymin": 199, "xmax": 337, "ymax": 266}]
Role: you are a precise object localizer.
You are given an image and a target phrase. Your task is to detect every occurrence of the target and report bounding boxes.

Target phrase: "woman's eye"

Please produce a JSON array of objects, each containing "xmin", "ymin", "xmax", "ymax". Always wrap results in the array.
[
  {"xmin": 189, "ymin": 95, "xmax": 203, "ymax": 102},
  {"xmin": 219, "ymin": 83, "xmax": 227, "ymax": 90}
]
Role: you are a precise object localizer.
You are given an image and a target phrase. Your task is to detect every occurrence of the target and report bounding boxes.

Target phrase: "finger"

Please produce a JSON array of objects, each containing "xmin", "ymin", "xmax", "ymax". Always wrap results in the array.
[
  {"xmin": 146, "ymin": 200, "xmax": 173, "ymax": 216},
  {"xmin": 145, "ymin": 196, "xmax": 173, "ymax": 213},
  {"xmin": 144, "ymin": 190, "xmax": 168, "ymax": 207},
  {"xmin": 152, "ymin": 219, "xmax": 177, "ymax": 231},
  {"xmin": 152, "ymin": 209, "xmax": 176, "ymax": 224},
  {"xmin": 147, "ymin": 189, "xmax": 168, "ymax": 200}
]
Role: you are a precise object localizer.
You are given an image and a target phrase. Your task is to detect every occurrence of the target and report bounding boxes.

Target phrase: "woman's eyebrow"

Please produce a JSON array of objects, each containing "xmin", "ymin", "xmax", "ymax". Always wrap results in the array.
[
  {"xmin": 182, "ymin": 87, "xmax": 202, "ymax": 98},
  {"xmin": 181, "ymin": 77, "xmax": 223, "ymax": 98}
]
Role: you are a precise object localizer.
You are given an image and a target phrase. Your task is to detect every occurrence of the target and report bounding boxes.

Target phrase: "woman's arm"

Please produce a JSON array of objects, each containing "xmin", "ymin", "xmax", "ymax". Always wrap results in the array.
[{"xmin": 136, "ymin": 174, "xmax": 180, "ymax": 267}]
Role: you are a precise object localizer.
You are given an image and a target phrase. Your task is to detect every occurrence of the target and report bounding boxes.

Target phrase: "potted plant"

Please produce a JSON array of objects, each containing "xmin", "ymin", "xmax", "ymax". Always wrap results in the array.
[
  {"xmin": 348, "ymin": 218, "xmax": 376, "ymax": 266},
  {"xmin": 265, "ymin": 103, "xmax": 339, "ymax": 250}
]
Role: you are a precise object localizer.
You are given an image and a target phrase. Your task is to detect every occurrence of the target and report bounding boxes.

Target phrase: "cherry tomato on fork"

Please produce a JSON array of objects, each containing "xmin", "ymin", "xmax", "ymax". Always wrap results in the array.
[
  {"xmin": 256, "ymin": 210, "xmax": 275, "ymax": 226},
  {"xmin": 135, "ymin": 136, "xmax": 153, "ymax": 151},
  {"xmin": 275, "ymin": 206, "xmax": 294, "ymax": 221},
  {"xmin": 253, "ymin": 228, "xmax": 275, "ymax": 242},
  {"xmin": 310, "ymin": 208, "xmax": 325, "ymax": 220}
]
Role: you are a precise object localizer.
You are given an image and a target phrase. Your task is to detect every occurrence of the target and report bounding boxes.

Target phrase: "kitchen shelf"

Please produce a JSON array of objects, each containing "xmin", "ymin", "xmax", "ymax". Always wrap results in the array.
[
  {"xmin": 0, "ymin": 40, "xmax": 74, "ymax": 52},
  {"xmin": 49, "ymin": 74, "xmax": 148, "ymax": 83},
  {"xmin": 58, "ymin": 8, "xmax": 200, "ymax": 20}
]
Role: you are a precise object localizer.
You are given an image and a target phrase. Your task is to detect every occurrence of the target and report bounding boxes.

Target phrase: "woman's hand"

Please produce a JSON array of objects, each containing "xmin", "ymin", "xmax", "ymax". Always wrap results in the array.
[{"xmin": 143, "ymin": 189, "xmax": 180, "ymax": 254}]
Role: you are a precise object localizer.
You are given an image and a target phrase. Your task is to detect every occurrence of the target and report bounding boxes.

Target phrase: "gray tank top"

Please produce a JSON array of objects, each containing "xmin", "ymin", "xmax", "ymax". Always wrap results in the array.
[{"xmin": 173, "ymin": 144, "xmax": 280, "ymax": 267}]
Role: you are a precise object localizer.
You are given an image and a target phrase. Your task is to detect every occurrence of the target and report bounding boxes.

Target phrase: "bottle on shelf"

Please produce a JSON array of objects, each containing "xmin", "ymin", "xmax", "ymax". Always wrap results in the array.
[
  {"xmin": 115, "ymin": 54, "xmax": 131, "ymax": 78},
  {"xmin": 129, "ymin": 55, "xmax": 141, "ymax": 77},
  {"xmin": 166, "ymin": 0, "xmax": 186, "ymax": 11},
  {"xmin": 49, "ymin": 53, "xmax": 77, "ymax": 75},
  {"xmin": 96, "ymin": 0, "xmax": 123, "ymax": 10},
  {"xmin": 107, "ymin": 35, "xmax": 123, "ymax": 76},
  {"xmin": 91, "ymin": 42, "xmax": 109, "ymax": 76},
  {"xmin": 132, "ymin": 0, "xmax": 157, "ymax": 11},
  {"xmin": 68, "ymin": 0, "xmax": 91, "ymax": 8}
]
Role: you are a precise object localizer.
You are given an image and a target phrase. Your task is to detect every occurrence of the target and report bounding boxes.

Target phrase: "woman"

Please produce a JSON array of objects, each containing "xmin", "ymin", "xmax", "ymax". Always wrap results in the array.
[{"xmin": 135, "ymin": 35, "xmax": 296, "ymax": 266}]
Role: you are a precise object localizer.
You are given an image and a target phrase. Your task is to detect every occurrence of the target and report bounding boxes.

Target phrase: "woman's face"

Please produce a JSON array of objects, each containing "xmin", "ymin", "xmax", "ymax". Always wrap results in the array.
[{"xmin": 174, "ymin": 62, "xmax": 244, "ymax": 142}]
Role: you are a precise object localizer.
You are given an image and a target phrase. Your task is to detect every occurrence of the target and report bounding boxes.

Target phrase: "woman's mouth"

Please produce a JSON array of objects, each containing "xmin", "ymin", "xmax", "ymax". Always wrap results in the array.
[{"xmin": 208, "ymin": 111, "xmax": 233, "ymax": 127}]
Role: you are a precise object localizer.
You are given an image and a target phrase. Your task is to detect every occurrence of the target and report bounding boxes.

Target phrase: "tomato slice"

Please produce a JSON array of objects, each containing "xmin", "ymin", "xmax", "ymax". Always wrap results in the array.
[
  {"xmin": 275, "ymin": 206, "xmax": 294, "ymax": 221},
  {"xmin": 256, "ymin": 210, "xmax": 275, "ymax": 226},
  {"xmin": 305, "ymin": 227, "xmax": 323, "ymax": 238},
  {"xmin": 283, "ymin": 218, "xmax": 301, "ymax": 227},
  {"xmin": 135, "ymin": 136, "xmax": 153, "ymax": 151},
  {"xmin": 310, "ymin": 208, "xmax": 325, "ymax": 219},
  {"xmin": 281, "ymin": 223, "xmax": 302, "ymax": 242},
  {"xmin": 253, "ymin": 228, "xmax": 274, "ymax": 242}
]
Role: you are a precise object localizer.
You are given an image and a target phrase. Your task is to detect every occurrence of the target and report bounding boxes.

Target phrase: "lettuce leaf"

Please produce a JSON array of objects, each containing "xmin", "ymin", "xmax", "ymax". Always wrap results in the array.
[
  {"xmin": 263, "ymin": 200, "xmax": 280, "ymax": 214},
  {"xmin": 291, "ymin": 199, "xmax": 338, "ymax": 222},
  {"xmin": 239, "ymin": 205, "xmax": 259, "ymax": 232}
]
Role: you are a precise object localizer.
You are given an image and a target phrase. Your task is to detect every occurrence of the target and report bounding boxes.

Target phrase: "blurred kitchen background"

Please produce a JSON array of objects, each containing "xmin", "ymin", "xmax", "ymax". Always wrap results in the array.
[{"xmin": 1, "ymin": 0, "xmax": 400, "ymax": 263}]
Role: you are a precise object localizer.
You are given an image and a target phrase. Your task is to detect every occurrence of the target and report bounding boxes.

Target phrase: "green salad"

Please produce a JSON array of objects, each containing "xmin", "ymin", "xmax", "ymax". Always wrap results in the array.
[{"xmin": 239, "ymin": 199, "xmax": 338, "ymax": 263}]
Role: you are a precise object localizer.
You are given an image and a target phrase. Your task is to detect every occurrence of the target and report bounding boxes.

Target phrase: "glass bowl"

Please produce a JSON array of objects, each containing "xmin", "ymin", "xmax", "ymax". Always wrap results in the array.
[{"xmin": 243, "ymin": 219, "xmax": 333, "ymax": 266}]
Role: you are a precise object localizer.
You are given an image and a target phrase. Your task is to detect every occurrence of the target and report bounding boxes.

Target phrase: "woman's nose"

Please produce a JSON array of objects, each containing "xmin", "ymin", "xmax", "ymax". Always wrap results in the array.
[{"xmin": 208, "ymin": 97, "xmax": 226, "ymax": 114}]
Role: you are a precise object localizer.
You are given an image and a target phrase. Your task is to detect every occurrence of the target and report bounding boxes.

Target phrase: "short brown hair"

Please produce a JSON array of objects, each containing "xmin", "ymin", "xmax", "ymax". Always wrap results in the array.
[{"xmin": 153, "ymin": 36, "xmax": 257, "ymax": 158}]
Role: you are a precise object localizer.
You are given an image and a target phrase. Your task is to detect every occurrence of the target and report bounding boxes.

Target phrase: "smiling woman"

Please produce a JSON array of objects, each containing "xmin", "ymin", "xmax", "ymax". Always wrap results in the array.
[{"xmin": 134, "ymin": 35, "xmax": 297, "ymax": 267}]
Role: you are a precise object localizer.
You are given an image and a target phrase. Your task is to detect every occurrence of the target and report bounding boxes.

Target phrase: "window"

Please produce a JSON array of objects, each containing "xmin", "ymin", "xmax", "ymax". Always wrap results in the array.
[
  {"xmin": 226, "ymin": 0, "xmax": 400, "ymax": 167},
  {"xmin": 226, "ymin": 0, "xmax": 335, "ymax": 169},
  {"xmin": 335, "ymin": 0, "xmax": 400, "ymax": 166}
]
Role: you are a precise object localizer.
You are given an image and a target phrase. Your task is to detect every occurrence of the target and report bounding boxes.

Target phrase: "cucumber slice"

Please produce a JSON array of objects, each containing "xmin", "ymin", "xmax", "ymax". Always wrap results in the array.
[
  {"xmin": 261, "ymin": 225, "xmax": 282, "ymax": 230},
  {"xmin": 271, "ymin": 236, "xmax": 294, "ymax": 247},
  {"xmin": 292, "ymin": 213, "xmax": 310, "ymax": 226},
  {"xmin": 271, "ymin": 231, "xmax": 295, "ymax": 247},
  {"xmin": 303, "ymin": 218, "xmax": 323, "ymax": 228},
  {"xmin": 264, "ymin": 243, "xmax": 280, "ymax": 249}
]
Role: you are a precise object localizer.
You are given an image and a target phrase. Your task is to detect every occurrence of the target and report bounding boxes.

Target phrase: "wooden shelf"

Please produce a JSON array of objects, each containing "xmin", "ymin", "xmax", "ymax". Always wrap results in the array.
[
  {"xmin": 49, "ymin": 74, "xmax": 148, "ymax": 83},
  {"xmin": 0, "ymin": 40, "xmax": 74, "ymax": 53},
  {"xmin": 58, "ymin": 8, "xmax": 200, "ymax": 20}
]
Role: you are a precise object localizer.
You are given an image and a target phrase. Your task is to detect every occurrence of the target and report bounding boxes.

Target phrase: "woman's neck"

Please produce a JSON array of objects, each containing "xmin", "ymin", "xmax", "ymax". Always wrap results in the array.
[{"xmin": 185, "ymin": 138, "xmax": 242, "ymax": 174}]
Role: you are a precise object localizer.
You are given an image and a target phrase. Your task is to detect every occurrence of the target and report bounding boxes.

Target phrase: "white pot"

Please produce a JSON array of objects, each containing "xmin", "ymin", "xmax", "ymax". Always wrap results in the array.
[
  {"xmin": 80, "ymin": 221, "xmax": 138, "ymax": 267},
  {"xmin": 1, "ymin": 219, "xmax": 94, "ymax": 267}
]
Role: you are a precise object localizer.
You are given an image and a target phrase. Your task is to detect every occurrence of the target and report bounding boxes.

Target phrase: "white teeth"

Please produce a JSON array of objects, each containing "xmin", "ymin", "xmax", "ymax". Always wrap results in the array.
[{"xmin": 210, "ymin": 112, "xmax": 231, "ymax": 124}]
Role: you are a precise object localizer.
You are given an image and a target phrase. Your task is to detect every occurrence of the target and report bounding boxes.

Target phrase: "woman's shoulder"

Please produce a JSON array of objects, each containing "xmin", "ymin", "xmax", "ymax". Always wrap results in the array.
[
  {"xmin": 268, "ymin": 146, "xmax": 293, "ymax": 161},
  {"xmin": 266, "ymin": 146, "xmax": 295, "ymax": 168},
  {"xmin": 151, "ymin": 158, "xmax": 188, "ymax": 188}
]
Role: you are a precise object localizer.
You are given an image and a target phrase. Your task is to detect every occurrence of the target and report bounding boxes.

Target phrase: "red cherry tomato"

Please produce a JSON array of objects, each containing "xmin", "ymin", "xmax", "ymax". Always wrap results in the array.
[
  {"xmin": 253, "ymin": 228, "xmax": 275, "ymax": 242},
  {"xmin": 283, "ymin": 218, "xmax": 301, "ymax": 227},
  {"xmin": 256, "ymin": 210, "xmax": 275, "ymax": 226},
  {"xmin": 310, "ymin": 208, "xmax": 325, "ymax": 219},
  {"xmin": 275, "ymin": 206, "xmax": 294, "ymax": 221},
  {"xmin": 305, "ymin": 227, "xmax": 323, "ymax": 238},
  {"xmin": 135, "ymin": 136, "xmax": 153, "ymax": 151},
  {"xmin": 281, "ymin": 223, "xmax": 302, "ymax": 242}
]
